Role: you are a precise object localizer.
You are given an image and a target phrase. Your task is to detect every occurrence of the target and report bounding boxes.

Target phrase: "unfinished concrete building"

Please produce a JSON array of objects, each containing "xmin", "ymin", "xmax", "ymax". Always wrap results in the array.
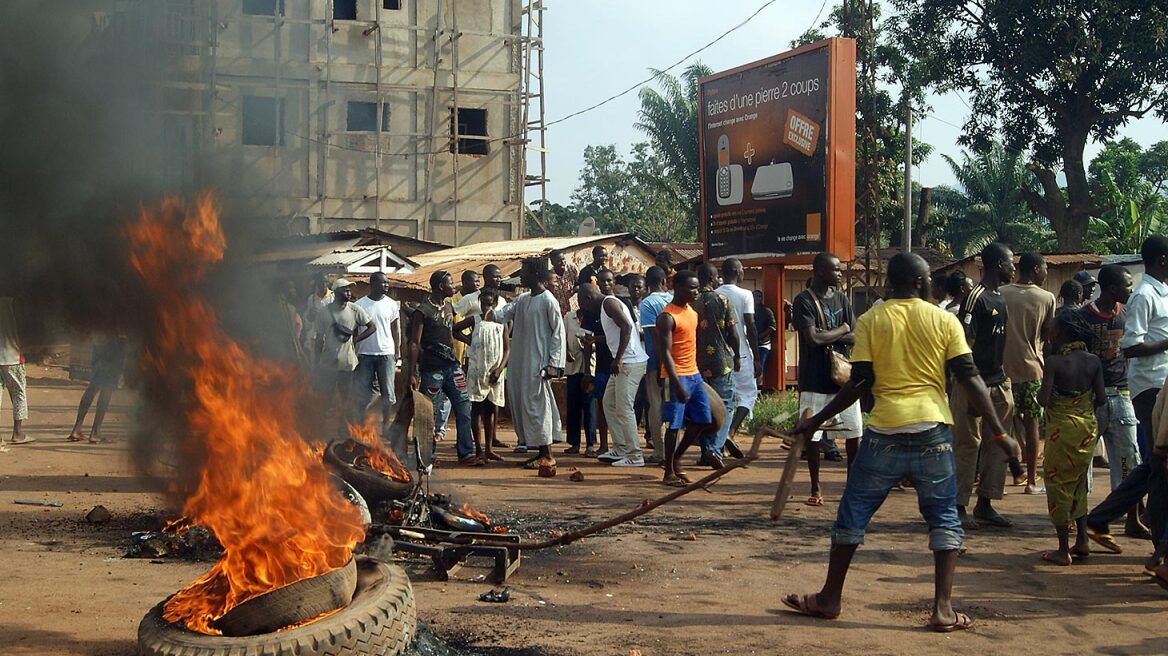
[{"xmin": 105, "ymin": 0, "xmax": 548, "ymax": 245}]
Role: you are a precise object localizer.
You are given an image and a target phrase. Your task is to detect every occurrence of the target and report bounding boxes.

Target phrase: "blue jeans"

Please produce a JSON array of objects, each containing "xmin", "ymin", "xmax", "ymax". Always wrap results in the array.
[
  {"xmin": 566, "ymin": 373, "xmax": 596, "ymax": 448},
  {"xmin": 834, "ymin": 425, "xmax": 963, "ymax": 552},
  {"xmin": 433, "ymin": 392, "xmax": 451, "ymax": 438},
  {"xmin": 353, "ymin": 354, "xmax": 396, "ymax": 422},
  {"xmin": 1099, "ymin": 389, "xmax": 1140, "ymax": 491},
  {"xmin": 420, "ymin": 364, "xmax": 473, "ymax": 460},
  {"xmin": 701, "ymin": 372, "xmax": 735, "ymax": 457}
]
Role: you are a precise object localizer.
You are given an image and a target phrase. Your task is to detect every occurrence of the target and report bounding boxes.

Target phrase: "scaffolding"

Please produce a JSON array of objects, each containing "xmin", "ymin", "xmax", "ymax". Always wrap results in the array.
[
  {"xmin": 518, "ymin": 0, "xmax": 548, "ymax": 236},
  {"xmin": 137, "ymin": 0, "xmax": 542, "ymax": 244}
]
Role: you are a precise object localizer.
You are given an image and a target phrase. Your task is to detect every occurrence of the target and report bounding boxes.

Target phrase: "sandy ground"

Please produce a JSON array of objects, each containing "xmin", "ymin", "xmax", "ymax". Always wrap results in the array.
[{"xmin": 2, "ymin": 365, "xmax": 1166, "ymax": 656}]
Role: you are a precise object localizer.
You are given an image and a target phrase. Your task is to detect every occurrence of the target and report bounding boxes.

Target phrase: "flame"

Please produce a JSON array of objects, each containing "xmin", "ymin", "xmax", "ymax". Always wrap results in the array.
[
  {"xmin": 458, "ymin": 502, "xmax": 492, "ymax": 527},
  {"xmin": 162, "ymin": 516, "xmax": 193, "ymax": 535},
  {"xmin": 128, "ymin": 194, "xmax": 364, "ymax": 635},
  {"xmin": 346, "ymin": 421, "xmax": 411, "ymax": 482}
]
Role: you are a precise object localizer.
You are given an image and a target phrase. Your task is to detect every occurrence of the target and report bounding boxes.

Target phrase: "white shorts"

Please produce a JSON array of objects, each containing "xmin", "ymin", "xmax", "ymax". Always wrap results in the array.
[
  {"xmin": 798, "ymin": 391, "xmax": 863, "ymax": 442},
  {"xmin": 733, "ymin": 353, "xmax": 759, "ymax": 412}
]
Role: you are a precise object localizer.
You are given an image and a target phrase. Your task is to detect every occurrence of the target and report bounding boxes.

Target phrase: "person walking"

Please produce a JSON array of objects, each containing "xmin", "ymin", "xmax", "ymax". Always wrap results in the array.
[
  {"xmin": 1037, "ymin": 310, "xmax": 1106, "ymax": 566},
  {"xmin": 1079, "ymin": 264, "xmax": 1149, "ymax": 539},
  {"xmin": 655, "ymin": 270, "xmax": 715, "ymax": 487},
  {"xmin": 717, "ymin": 258, "xmax": 760, "ymax": 439},
  {"xmin": 952, "ymin": 243, "xmax": 1018, "ymax": 529},
  {"xmin": 753, "ymin": 289, "xmax": 777, "ymax": 375},
  {"xmin": 67, "ymin": 334, "xmax": 126, "ymax": 444},
  {"xmin": 353, "ymin": 272, "xmax": 400, "ymax": 430},
  {"xmin": 405, "ymin": 271, "xmax": 474, "ymax": 465},
  {"xmin": 694, "ymin": 263, "xmax": 739, "ymax": 469},
  {"xmin": 781, "ymin": 252, "xmax": 1019, "ymax": 631},
  {"xmin": 578, "ymin": 283, "xmax": 648, "ymax": 467},
  {"xmin": 1001, "ymin": 252, "xmax": 1056, "ymax": 494},
  {"xmin": 793, "ymin": 252, "xmax": 862, "ymax": 504},
  {"xmin": 454, "ymin": 287, "xmax": 510, "ymax": 464},
  {"xmin": 0, "ymin": 297, "xmax": 32, "ymax": 445}
]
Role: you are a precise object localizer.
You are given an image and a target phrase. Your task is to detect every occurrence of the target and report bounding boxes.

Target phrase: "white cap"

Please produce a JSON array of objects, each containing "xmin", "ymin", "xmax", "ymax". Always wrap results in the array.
[{"xmin": 331, "ymin": 278, "xmax": 354, "ymax": 291}]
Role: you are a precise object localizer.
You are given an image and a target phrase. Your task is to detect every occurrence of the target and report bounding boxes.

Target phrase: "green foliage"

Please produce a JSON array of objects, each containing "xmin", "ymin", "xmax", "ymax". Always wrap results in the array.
[
  {"xmin": 933, "ymin": 142, "xmax": 1054, "ymax": 257},
  {"xmin": 894, "ymin": 0, "xmax": 1168, "ymax": 251},
  {"xmin": 567, "ymin": 143, "xmax": 695, "ymax": 242},
  {"xmin": 793, "ymin": 4, "xmax": 934, "ymax": 247},
  {"xmin": 744, "ymin": 391, "xmax": 799, "ymax": 434},
  {"xmin": 525, "ymin": 200, "xmax": 584, "ymax": 237},
  {"xmin": 1087, "ymin": 138, "xmax": 1168, "ymax": 253},
  {"xmin": 633, "ymin": 63, "xmax": 712, "ymax": 223}
]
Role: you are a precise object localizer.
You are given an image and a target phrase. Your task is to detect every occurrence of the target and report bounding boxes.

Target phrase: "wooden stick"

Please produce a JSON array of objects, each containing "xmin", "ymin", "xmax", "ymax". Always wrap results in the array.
[
  {"xmin": 770, "ymin": 409, "xmax": 813, "ymax": 521},
  {"xmin": 506, "ymin": 426, "xmax": 784, "ymax": 552}
]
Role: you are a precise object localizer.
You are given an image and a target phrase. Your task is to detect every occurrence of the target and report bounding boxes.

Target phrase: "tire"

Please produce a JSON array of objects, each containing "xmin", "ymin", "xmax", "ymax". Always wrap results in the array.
[
  {"xmin": 324, "ymin": 440, "xmax": 416, "ymax": 504},
  {"xmin": 215, "ymin": 558, "xmax": 357, "ymax": 637},
  {"xmin": 138, "ymin": 557, "xmax": 416, "ymax": 656}
]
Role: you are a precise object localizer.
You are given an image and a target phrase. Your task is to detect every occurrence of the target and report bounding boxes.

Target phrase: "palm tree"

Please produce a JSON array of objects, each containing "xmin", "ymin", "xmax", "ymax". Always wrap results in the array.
[
  {"xmin": 634, "ymin": 62, "xmax": 712, "ymax": 224},
  {"xmin": 935, "ymin": 142, "xmax": 1052, "ymax": 257}
]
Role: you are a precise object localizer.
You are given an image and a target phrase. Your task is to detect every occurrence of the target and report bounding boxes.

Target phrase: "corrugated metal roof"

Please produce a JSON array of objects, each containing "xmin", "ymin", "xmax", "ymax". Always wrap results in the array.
[
  {"xmin": 308, "ymin": 245, "xmax": 413, "ymax": 269},
  {"xmin": 253, "ymin": 238, "xmax": 362, "ymax": 263},
  {"xmin": 939, "ymin": 252, "xmax": 1105, "ymax": 269},
  {"xmin": 387, "ymin": 233, "xmax": 655, "ymax": 291}
]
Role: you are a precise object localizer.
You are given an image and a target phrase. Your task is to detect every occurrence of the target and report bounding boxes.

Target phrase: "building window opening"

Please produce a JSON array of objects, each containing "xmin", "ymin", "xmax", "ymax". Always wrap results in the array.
[
  {"xmin": 450, "ymin": 108, "xmax": 488, "ymax": 155},
  {"xmin": 384, "ymin": 0, "xmax": 401, "ymax": 9},
  {"xmin": 242, "ymin": 96, "xmax": 285, "ymax": 146},
  {"xmin": 347, "ymin": 101, "xmax": 390, "ymax": 132},
  {"xmin": 334, "ymin": 0, "xmax": 357, "ymax": 20},
  {"xmin": 242, "ymin": 0, "xmax": 285, "ymax": 16}
]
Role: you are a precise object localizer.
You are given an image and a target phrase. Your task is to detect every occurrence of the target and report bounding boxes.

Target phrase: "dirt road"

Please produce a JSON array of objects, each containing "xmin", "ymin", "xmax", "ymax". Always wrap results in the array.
[{"xmin": 1, "ymin": 366, "xmax": 1164, "ymax": 655}]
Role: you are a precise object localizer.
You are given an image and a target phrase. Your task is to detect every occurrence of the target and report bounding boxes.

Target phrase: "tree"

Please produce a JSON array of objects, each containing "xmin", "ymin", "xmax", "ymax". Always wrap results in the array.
[
  {"xmin": 633, "ymin": 63, "xmax": 712, "ymax": 224},
  {"xmin": 895, "ymin": 0, "xmax": 1168, "ymax": 251},
  {"xmin": 525, "ymin": 200, "xmax": 583, "ymax": 237},
  {"xmin": 932, "ymin": 142, "xmax": 1053, "ymax": 257},
  {"xmin": 1087, "ymin": 138, "xmax": 1168, "ymax": 253},
  {"xmin": 568, "ymin": 143, "xmax": 694, "ymax": 242},
  {"xmin": 793, "ymin": 5, "xmax": 934, "ymax": 248}
]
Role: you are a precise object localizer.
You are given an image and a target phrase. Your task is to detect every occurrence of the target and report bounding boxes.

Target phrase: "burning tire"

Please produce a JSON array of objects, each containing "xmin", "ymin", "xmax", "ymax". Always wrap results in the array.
[
  {"xmin": 215, "ymin": 558, "xmax": 358, "ymax": 637},
  {"xmin": 137, "ymin": 557, "xmax": 416, "ymax": 656},
  {"xmin": 325, "ymin": 439, "xmax": 416, "ymax": 504}
]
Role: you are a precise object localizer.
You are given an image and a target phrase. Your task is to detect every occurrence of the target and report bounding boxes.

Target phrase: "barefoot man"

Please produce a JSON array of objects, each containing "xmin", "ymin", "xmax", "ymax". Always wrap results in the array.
[
  {"xmin": 655, "ymin": 270, "xmax": 714, "ymax": 486},
  {"xmin": 782, "ymin": 253, "xmax": 1020, "ymax": 631}
]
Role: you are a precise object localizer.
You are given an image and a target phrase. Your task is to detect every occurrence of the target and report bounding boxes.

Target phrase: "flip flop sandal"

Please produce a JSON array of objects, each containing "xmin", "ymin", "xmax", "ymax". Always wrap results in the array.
[
  {"xmin": 1041, "ymin": 551, "xmax": 1073, "ymax": 566},
  {"xmin": 1086, "ymin": 528, "xmax": 1123, "ymax": 554},
  {"xmin": 522, "ymin": 457, "xmax": 542, "ymax": 470},
  {"xmin": 805, "ymin": 496, "xmax": 825, "ymax": 507},
  {"xmin": 929, "ymin": 612, "xmax": 974, "ymax": 633},
  {"xmin": 459, "ymin": 456, "xmax": 485, "ymax": 466},
  {"xmin": 780, "ymin": 593, "xmax": 840, "ymax": 620},
  {"xmin": 66, "ymin": 435, "xmax": 85, "ymax": 442},
  {"xmin": 1070, "ymin": 547, "xmax": 1090, "ymax": 560},
  {"xmin": 662, "ymin": 476, "xmax": 688, "ymax": 488},
  {"xmin": 9, "ymin": 436, "xmax": 36, "ymax": 445}
]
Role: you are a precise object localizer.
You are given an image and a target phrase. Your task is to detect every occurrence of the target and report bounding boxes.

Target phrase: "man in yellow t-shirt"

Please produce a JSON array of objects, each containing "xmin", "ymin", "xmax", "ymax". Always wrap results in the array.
[{"xmin": 780, "ymin": 252, "xmax": 1021, "ymax": 632}]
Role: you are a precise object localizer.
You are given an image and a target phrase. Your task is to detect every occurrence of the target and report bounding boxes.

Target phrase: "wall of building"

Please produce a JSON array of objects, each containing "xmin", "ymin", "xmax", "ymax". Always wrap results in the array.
[{"xmin": 149, "ymin": 0, "xmax": 524, "ymax": 245}]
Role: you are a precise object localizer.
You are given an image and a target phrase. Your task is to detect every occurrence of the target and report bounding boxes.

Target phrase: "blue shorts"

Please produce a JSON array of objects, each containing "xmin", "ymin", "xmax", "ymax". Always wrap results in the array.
[
  {"xmin": 592, "ymin": 371, "xmax": 611, "ymax": 401},
  {"xmin": 661, "ymin": 373, "xmax": 712, "ymax": 430}
]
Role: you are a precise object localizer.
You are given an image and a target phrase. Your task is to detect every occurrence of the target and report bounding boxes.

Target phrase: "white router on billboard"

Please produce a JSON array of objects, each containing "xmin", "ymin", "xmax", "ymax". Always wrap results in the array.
[{"xmin": 751, "ymin": 161, "xmax": 794, "ymax": 200}]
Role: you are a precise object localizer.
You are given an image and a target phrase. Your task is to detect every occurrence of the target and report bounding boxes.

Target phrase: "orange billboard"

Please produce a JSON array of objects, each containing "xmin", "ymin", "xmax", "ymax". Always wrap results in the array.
[{"xmin": 698, "ymin": 38, "xmax": 856, "ymax": 264}]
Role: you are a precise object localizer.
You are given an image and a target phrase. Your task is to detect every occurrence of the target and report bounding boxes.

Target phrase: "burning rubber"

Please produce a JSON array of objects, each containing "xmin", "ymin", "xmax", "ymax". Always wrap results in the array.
[{"xmin": 137, "ymin": 557, "xmax": 416, "ymax": 656}]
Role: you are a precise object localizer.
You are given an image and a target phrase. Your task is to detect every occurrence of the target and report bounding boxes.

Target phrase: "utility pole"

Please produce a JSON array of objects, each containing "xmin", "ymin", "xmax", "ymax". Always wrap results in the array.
[{"xmin": 902, "ymin": 99, "xmax": 912, "ymax": 253}]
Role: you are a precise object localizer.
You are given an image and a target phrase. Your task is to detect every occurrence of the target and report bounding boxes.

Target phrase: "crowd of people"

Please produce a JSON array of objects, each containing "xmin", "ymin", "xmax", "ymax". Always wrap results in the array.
[
  {"xmin": 783, "ymin": 237, "xmax": 1168, "ymax": 630},
  {"xmin": 3, "ymin": 235, "xmax": 1166, "ymax": 628}
]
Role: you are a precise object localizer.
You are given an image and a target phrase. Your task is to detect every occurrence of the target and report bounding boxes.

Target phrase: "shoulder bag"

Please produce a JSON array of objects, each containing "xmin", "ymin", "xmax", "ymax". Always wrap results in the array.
[{"xmin": 806, "ymin": 288, "xmax": 852, "ymax": 387}]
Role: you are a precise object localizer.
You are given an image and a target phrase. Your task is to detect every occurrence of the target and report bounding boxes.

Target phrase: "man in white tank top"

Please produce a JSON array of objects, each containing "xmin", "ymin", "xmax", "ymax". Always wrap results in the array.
[{"xmin": 577, "ymin": 284, "xmax": 648, "ymax": 467}]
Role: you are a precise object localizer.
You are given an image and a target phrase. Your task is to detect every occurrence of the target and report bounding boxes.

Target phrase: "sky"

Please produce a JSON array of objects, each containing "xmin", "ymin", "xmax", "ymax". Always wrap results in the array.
[{"xmin": 536, "ymin": 0, "xmax": 1167, "ymax": 208}]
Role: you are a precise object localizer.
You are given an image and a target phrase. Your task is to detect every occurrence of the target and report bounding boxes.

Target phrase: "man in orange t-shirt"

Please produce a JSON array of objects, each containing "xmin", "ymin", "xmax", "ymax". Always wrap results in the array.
[{"xmin": 655, "ymin": 270, "xmax": 714, "ymax": 486}]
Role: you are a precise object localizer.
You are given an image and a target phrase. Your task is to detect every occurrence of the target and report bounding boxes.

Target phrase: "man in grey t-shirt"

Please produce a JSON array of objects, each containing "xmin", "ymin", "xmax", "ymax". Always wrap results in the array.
[{"xmin": 314, "ymin": 279, "xmax": 375, "ymax": 432}]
